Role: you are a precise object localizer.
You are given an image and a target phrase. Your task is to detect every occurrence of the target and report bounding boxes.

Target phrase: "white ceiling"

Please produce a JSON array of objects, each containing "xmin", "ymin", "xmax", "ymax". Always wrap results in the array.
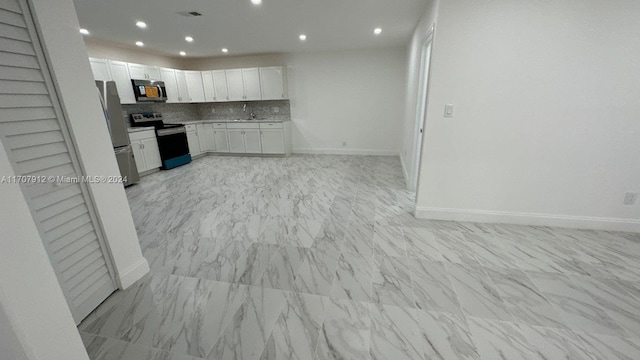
[{"xmin": 73, "ymin": 0, "xmax": 428, "ymax": 58}]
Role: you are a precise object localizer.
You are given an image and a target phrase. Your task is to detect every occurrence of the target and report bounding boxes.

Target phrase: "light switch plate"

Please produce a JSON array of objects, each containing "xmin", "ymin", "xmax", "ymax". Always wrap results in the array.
[{"xmin": 444, "ymin": 104, "xmax": 454, "ymax": 118}]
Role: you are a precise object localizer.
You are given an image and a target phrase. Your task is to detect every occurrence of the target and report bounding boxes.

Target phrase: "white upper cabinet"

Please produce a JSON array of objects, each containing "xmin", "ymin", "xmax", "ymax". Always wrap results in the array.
[
  {"xmin": 146, "ymin": 66, "xmax": 161, "ymax": 81},
  {"xmin": 260, "ymin": 66, "xmax": 286, "ymax": 100},
  {"xmin": 89, "ymin": 58, "xmax": 111, "ymax": 81},
  {"xmin": 107, "ymin": 60, "xmax": 136, "ymax": 104},
  {"xmin": 127, "ymin": 63, "xmax": 146, "ymax": 79},
  {"xmin": 159, "ymin": 68, "xmax": 180, "ymax": 103},
  {"xmin": 225, "ymin": 69, "xmax": 244, "ymax": 101},
  {"xmin": 212, "ymin": 70, "xmax": 229, "ymax": 102},
  {"xmin": 185, "ymin": 71, "xmax": 205, "ymax": 103},
  {"xmin": 201, "ymin": 71, "xmax": 215, "ymax": 102},
  {"xmin": 242, "ymin": 68, "xmax": 262, "ymax": 101},
  {"xmin": 175, "ymin": 70, "xmax": 189, "ymax": 103}
]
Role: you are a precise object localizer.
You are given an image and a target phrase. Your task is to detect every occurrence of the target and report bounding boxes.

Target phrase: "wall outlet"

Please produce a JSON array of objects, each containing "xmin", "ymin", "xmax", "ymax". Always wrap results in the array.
[
  {"xmin": 342, "ymin": 141, "xmax": 347, "ymax": 147},
  {"xmin": 273, "ymin": 107, "xmax": 280, "ymax": 113},
  {"xmin": 624, "ymin": 192, "xmax": 637, "ymax": 205}
]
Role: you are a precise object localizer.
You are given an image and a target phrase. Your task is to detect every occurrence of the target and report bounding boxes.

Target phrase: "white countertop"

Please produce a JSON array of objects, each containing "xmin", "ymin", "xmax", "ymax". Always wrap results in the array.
[{"xmin": 127, "ymin": 126, "xmax": 155, "ymax": 133}]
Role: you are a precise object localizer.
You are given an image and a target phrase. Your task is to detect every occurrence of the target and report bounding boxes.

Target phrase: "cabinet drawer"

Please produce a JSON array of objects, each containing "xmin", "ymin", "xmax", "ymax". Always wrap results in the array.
[
  {"xmin": 227, "ymin": 123, "xmax": 260, "ymax": 129},
  {"xmin": 212, "ymin": 123, "xmax": 227, "ymax": 128},
  {"xmin": 184, "ymin": 124, "xmax": 197, "ymax": 132},
  {"xmin": 259, "ymin": 122, "xmax": 283, "ymax": 129},
  {"xmin": 128, "ymin": 130, "xmax": 156, "ymax": 141}
]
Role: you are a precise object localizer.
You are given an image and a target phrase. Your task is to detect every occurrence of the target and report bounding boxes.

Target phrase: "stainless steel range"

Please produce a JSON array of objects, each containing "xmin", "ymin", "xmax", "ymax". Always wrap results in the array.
[{"xmin": 130, "ymin": 113, "xmax": 192, "ymax": 170}]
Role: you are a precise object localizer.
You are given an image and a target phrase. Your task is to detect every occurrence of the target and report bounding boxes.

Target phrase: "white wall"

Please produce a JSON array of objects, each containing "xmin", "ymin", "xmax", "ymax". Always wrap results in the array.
[
  {"xmin": 0, "ymin": 143, "xmax": 89, "ymax": 360},
  {"xmin": 31, "ymin": 0, "xmax": 149, "ymax": 287},
  {"xmin": 401, "ymin": 0, "xmax": 439, "ymax": 188},
  {"xmin": 185, "ymin": 48, "xmax": 408, "ymax": 155},
  {"xmin": 414, "ymin": 0, "xmax": 640, "ymax": 231}
]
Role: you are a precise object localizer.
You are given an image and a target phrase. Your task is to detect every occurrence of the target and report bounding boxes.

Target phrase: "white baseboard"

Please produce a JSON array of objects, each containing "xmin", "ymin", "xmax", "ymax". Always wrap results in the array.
[
  {"xmin": 415, "ymin": 206, "xmax": 640, "ymax": 233},
  {"xmin": 117, "ymin": 258, "xmax": 150, "ymax": 289},
  {"xmin": 293, "ymin": 148, "xmax": 399, "ymax": 156}
]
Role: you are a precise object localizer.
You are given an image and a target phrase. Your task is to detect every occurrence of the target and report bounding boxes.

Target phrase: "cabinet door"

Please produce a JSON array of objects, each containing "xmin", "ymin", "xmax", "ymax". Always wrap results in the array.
[
  {"xmin": 141, "ymin": 137, "xmax": 162, "ymax": 169},
  {"xmin": 160, "ymin": 68, "xmax": 180, "ymax": 103},
  {"xmin": 127, "ymin": 63, "xmax": 146, "ymax": 79},
  {"xmin": 260, "ymin": 129, "xmax": 285, "ymax": 154},
  {"xmin": 212, "ymin": 70, "xmax": 229, "ymax": 102},
  {"xmin": 108, "ymin": 60, "xmax": 136, "ymax": 104},
  {"xmin": 259, "ymin": 67, "xmax": 285, "ymax": 100},
  {"xmin": 225, "ymin": 69, "xmax": 244, "ymax": 101},
  {"xmin": 196, "ymin": 124, "xmax": 211, "ymax": 152},
  {"xmin": 185, "ymin": 71, "xmax": 205, "ymax": 102},
  {"xmin": 175, "ymin": 70, "xmax": 189, "ymax": 103},
  {"xmin": 242, "ymin": 68, "xmax": 262, "ymax": 100},
  {"xmin": 89, "ymin": 58, "xmax": 111, "ymax": 81},
  {"xmin": 227, "ymin": 129, "xmax": 245, "ymax": 153},
  {"xmin": 244, "ymin": 129, "xmax": 262, "ymax": 153},
  {"xmin": 213, "ymin": 129, "xmax": 229, "ymax": 152},
  {"xmin": 205, "ymin": 124, "xmax": 216, "ymax": 151},
  {"xmin": 186, "ymin": 131, "xmax": 201, "ymax": 156},
  {"xmin": 201, "ymin": 71, "xmax": 216, "ymax": 102},
  {"xmin": 146, "ymin": 66, "xmax": 161, "ymax": 81},
  {"xmin": 131, "ymin": 141, "xmax": 146, "ymax": 172}
]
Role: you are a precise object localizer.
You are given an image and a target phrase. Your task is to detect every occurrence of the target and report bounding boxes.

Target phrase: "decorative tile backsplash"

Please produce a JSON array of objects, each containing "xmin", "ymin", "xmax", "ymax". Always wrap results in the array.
[{"xmin": 122, "ymin": 100, "xmax": 291, "ymax": 125}]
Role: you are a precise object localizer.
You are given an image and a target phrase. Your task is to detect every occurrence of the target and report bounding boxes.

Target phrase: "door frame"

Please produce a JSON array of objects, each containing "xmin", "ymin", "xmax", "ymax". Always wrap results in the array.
[{"xmin": 410, "ymin": 25, "xmax": 435, "ymax": 192}]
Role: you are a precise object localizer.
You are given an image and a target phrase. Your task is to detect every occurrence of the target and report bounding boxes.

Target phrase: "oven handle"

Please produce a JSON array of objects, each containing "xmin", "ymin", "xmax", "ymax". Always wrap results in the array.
[{"xmin": 157, "ymin": 127, "xmax": 186, "ymax": 136}]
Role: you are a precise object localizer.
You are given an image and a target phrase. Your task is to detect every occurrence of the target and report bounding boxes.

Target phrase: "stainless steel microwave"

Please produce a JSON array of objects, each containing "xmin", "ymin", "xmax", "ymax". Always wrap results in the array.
[{"xmin": 131, "ymin": 79, "xmax": 167, "ymax": 102}]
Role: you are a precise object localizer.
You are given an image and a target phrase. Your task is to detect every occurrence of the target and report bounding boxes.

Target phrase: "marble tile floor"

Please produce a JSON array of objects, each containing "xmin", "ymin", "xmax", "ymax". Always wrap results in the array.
[{"xmin": 78, "ymin": 155, "xmax": 640, "ymax": 360}]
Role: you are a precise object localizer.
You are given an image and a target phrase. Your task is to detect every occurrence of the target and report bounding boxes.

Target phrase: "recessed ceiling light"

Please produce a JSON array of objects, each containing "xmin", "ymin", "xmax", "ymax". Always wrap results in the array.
[
  {"xmin": 221, "ymin": 48, "xmax": 229, "ymax": 53},
  {"xmin": 135, "ymin": 41, "xmax": 144, "ymax": 47},
  {"xmin": 299, "ymin": 34, "xmax": 307, "ymax": 41},
  {"xmin": 251, "ymin": 0, "xmax": 262, "ymax": 4},
  {"xmin": 374, "ymin": 27, "xmax": 382, "ymax": 35},
  {"xmin": 185, "ymin": 36, "xmax": 194, "ymax": 42},
  {"xmin": 179, "ymin": 51, "xmax": 186, "ymax": 56},
  {"xmin": 136, "ymin": 21, "xmax": 147, "ymax": 29},
  {"xmin": 79, "ymin": 28, "xmax": 89, "ymax": 35}
]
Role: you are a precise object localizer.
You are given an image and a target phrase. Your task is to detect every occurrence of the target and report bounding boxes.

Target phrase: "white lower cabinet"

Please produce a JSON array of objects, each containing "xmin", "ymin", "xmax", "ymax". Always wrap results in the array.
[
  {"xmin": 260, "ymin": 129, "xmax": 285, "ymax": 154},
  {"xmin": 129, "ymin": 130, "xmax": 162, "ymax": 173},
  {"xmin": 196, "ymin": 124, "xmax": 215, "ymax": 152},
  {"xmin": 184, "ymin": 121, "xmax": 290, "ymax": 156},
  {"xmin": 186, "ymin": 128, "xmax": 202, "ymax": 157},
  {"xmin": 227, "ymin": 129, "xmax": 245, "ymax": 153},
  {"xmin": 213, "ymin": 124, "xmax": 229, "ymax": 152}
]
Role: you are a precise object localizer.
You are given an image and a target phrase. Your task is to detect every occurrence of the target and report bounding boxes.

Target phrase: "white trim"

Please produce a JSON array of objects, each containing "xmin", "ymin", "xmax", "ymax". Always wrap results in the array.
[
  {"xmin": 293, "ymin": 148, "xmax": 399, "ymax": 156},
  {"xmin": 415, "ymin": 206, "xmax": 640, "ymax": 233},
  {"xmin": 400, "ymin": 152, "xmax": 410, "ymax": 189},
  {"xmin": 116, "ymin": 258, "xmax": 150, "ymax": 289}
]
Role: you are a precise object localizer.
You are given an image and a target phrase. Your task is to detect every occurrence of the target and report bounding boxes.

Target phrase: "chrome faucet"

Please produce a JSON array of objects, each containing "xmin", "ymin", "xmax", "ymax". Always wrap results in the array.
[{"xmin": 243, "ymin": 103, "xmax": 256, "ymax": 120}]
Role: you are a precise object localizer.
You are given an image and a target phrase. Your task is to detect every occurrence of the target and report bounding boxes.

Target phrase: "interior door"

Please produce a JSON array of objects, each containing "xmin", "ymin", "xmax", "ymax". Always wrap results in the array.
[
  {"xmin": 0, "ymin": 0, "xmax": 117, "ymax": 324},
  {"xmin": 412, "ymin": 32, "xmax": 434, "ymax": 191}
]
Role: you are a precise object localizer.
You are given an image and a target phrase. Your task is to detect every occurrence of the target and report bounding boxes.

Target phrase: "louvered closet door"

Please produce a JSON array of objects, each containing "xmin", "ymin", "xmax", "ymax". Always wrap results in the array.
[{"xmin": 0, "ymin": 0, "xmax": 117, "ymax": 324}]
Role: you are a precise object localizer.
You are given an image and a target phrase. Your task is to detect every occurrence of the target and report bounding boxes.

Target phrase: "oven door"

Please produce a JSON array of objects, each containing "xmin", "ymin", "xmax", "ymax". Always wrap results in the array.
[{"xmin": 156, "ymin": 128, "xmax": 189, "ymax": 161}]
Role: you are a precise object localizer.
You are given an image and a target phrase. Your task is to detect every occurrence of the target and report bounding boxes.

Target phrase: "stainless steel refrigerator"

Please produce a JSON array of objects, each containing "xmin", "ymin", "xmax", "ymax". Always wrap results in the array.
[{"xmin": 96, "ymin": 81, "xmax": 140, "ymax": 186}]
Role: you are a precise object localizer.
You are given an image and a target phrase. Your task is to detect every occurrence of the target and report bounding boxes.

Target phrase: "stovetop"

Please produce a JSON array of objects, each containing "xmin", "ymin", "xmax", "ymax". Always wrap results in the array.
[{"xmin": 130, "ymin": 113, "xmax": 185, "ymax": 129}]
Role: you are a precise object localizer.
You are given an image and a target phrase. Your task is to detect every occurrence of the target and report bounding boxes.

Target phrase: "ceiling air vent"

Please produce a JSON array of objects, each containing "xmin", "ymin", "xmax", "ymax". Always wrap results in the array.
[{"xmin": 177, "ymin": 11, "xmax": 203, "ymax": 17}]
